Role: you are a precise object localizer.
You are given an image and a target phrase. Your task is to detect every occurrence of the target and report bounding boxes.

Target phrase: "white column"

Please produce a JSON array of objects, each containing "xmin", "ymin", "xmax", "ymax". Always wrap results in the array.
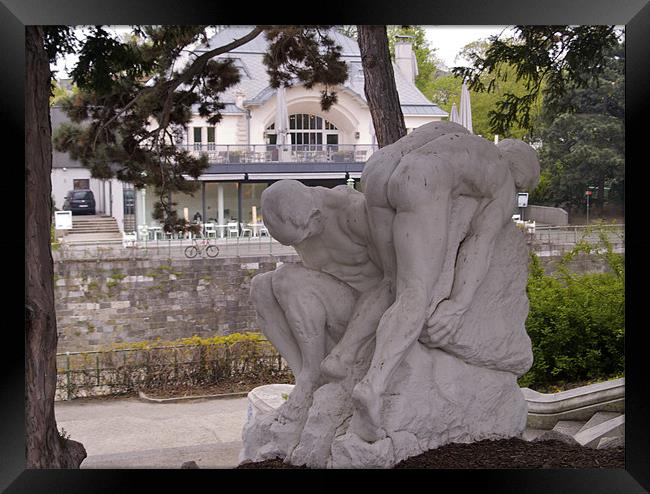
[
  {"xmin": 217, "ymin": 185, "xmax": 225, "ymax": 237},
  {"xmin": 141, "ymin": 187, "xmax": 147, "ymax": 226}
]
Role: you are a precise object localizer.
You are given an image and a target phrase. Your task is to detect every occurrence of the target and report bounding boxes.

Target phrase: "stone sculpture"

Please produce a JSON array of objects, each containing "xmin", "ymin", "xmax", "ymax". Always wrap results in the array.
[{"xmin": 240, "ymin": 121, "xmax": 541, "ymax": 468}]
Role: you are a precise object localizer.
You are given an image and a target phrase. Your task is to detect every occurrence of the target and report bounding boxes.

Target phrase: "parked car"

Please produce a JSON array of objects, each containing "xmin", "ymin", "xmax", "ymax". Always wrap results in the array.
[{"xmin": 63, "ymin": 189, "xmax": 96, "ymax": 215}]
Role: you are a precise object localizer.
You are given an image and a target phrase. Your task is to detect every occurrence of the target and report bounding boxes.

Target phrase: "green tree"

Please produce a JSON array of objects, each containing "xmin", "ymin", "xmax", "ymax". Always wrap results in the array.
[
  {"xmin": 454, "ymin": 26, "xmax": 621, "ymax": 136},
  {"xmin": 537, "ymin": 114, "xmax": 624, "ymax": 212},
  {"xmin": 532, "ymin": 41, "xmax": 625, "ymax": 212},
  {"xmin": 421, "ymin": 39, "xmax": 543, "ymax": 140},
  {"xmin": 386, "ymin": 25, "xmax": 441, "ymax": 93},
  {"xmin": 49, "ymin": 79, "xmax": 77, "ymax": 106}
]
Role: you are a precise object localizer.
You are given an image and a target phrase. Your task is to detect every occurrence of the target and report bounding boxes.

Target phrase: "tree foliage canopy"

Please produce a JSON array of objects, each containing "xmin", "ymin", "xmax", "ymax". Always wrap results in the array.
[
  {"xmin": 453, "ymin": 26, "xmax": 621, "ymax": 136},
  {"xmin": 532, "ymin": 40, "xmax": 624, "ymax": 210},
  {"xmin": 422, "ymin": 39, "xmax": 543, "ymax": 141}
]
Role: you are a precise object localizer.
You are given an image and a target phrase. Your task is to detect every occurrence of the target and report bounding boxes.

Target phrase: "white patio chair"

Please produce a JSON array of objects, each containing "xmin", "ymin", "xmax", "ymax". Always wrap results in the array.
[
  {"xmin": 240, "ymin": 222, "xmax": 252, "ymax": 238},
  {"xmin": 204, "ymin": 222, "xmax": 217, "ymax": 239},
  {"xmin": 227, "ymin": 222, "xmax": 239, "ymax": 238}
]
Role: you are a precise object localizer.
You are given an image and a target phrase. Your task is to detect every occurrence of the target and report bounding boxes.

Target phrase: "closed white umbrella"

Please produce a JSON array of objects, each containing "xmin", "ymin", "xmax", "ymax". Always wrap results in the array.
[
  {"xmin": 275, "ymin": 85, "xmax": 292, "ymax": 161},
  {"xmin": 449, "ymin": 102, "xmax": 460, "ymax": 124},
  {"xmin": 459, "ymin": 81, "xmax": 473, "ymax": 134},
  {"xmin": 369, "ymin": 118, "xmax": 376, "ymax": 146}
]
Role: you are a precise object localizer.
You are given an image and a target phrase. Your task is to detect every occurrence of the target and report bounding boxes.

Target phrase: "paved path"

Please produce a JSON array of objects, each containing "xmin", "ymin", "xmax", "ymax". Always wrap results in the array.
[{"xmin": 55, "ymin": 396, "xmax": 249, "ymax": 469}]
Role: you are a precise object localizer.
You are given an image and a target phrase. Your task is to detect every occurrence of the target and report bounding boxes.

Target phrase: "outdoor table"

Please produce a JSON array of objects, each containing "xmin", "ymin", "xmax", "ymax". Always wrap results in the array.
[
  {"xmin": 247, "ymin": 223, "xmax": 267, "ymax": 237},
  {"xmin": 214, "ymin": 224, "xmax": 228, "ymax": 238}
]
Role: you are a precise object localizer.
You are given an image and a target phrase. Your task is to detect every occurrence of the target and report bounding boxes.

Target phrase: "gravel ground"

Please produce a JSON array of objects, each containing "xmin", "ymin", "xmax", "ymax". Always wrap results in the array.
[{"xmin": 236, "ymin": 438, "xmax": 624, "ymax": 469}]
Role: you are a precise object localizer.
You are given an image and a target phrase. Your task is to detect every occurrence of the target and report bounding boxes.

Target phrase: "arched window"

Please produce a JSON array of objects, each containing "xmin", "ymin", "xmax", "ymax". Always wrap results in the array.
[{"xmin": 266, "ymin": 114, "xmax": 339, "ymax": 150}]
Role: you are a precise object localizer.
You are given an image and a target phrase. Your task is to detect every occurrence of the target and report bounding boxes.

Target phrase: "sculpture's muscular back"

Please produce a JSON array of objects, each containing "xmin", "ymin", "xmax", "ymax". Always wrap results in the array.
[{"xmin": 296, "ymin": 186, "xmax": 383, "ymax": 293}]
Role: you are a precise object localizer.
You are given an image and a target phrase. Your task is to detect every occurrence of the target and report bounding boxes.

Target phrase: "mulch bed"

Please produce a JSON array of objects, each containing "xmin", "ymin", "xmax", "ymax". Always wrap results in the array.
[
  {"xmin": 236, "ymin": 438, "xmax": 624, "ymax": 469},
  {"xmin": 141, "ymin": 377, "xmax": 294, "ymax": 399}
]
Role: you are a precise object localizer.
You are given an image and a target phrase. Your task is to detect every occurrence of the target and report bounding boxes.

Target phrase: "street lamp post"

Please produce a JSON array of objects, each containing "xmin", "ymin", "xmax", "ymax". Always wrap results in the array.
[{"xmin": 585, "ymin": 186, "xmax": 595, "ymax": 224}]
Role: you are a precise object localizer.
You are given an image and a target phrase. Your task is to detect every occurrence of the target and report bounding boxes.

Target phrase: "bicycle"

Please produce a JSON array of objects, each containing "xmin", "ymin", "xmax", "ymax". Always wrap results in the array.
[{"xmin": 184, "ymin": 237, "xmax": 220, "ymax": 258}]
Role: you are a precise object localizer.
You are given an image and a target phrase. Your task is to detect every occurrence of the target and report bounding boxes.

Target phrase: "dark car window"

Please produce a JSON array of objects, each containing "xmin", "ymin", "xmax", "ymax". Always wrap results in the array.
[{"xmin": 71, "ymin": 191, "xmax": 93, "ymax": 200}]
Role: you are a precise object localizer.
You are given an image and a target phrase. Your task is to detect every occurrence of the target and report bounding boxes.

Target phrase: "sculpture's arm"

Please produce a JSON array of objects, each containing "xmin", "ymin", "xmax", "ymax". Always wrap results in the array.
[
  {"xmin": 366, "ymin": 204, "xmax": 398, "ymax": 283},
  {"xmin": 423, "ymin": 181, "xmax": 516, "ymax": 346},
  {"xmin": 321, "ymin": 278, "xmax": 394, "ymax": 379}
]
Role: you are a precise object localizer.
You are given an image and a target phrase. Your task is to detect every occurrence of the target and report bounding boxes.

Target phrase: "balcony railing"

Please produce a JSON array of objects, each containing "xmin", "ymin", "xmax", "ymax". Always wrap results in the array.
[{"xmin": 177, "ymin": 144, "xmax": 378, "ymax": 164}]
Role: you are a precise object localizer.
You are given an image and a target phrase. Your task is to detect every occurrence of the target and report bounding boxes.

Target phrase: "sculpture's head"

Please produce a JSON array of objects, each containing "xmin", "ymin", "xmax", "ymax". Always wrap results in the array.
[
  {"xmin": 497, "ymin": 139, "xmax": 541, "ymax": 191},
  {"xmin": 261, "ymin": 180, "xmax": 323, "ymax": 246}
]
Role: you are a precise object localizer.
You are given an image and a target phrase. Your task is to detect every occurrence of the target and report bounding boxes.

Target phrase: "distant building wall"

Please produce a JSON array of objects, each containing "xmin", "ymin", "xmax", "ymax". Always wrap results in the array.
[{"xmin": 525, "ymin": 205, "xmax": 569, "ymax": 226}]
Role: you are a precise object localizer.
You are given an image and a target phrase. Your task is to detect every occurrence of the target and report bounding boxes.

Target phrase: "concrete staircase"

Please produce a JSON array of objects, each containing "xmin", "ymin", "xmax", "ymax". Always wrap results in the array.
[
  {"xmin": 521, "ymin": 378, "xmax": 625, "ymax": 449},
  {"xmin": 62, "ymin": 215, "xmax": 123, "ymax": 245},
  {"xmin": 523, "ymin": 412, "xmax": 624, "ymax": 449}
]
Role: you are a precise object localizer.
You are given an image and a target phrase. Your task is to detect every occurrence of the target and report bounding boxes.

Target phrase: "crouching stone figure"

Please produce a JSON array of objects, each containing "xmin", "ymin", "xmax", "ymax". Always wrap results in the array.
[{"xmin": 241, "ymin": 121, "xmax": 540, "ymax": 468}]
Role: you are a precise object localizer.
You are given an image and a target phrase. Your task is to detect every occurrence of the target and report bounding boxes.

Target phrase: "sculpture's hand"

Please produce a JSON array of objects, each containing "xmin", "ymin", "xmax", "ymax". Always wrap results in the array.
[{"xmin": 420, "ymin": 300, "xmax": 465, "ymax": 348}]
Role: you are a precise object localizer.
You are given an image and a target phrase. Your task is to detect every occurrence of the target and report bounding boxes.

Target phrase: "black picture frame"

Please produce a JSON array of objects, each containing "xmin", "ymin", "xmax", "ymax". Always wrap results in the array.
[{"xmin": 4, "ymin": 0, "xmax": 648, "ymax": 491}]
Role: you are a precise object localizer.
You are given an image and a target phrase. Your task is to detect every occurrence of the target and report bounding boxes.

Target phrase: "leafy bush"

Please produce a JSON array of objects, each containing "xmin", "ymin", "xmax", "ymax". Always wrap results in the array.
[
  {"xmin": 57, "ymin": 332, "xmax": 293, "ymax": 399},
  {"xmin": 519, "ymin": 227, "xmax": 624, "ymax": 389}
]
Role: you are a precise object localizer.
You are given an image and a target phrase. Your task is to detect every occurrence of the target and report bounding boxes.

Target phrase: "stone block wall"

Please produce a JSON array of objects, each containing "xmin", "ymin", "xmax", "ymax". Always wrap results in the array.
[
  {"xmin": 53, "ymin": 251, "xmax": 616, "ymax": 353},
  {"xmin": 54, "ymin": 254, "xmax": 300, "ymax": 352}
]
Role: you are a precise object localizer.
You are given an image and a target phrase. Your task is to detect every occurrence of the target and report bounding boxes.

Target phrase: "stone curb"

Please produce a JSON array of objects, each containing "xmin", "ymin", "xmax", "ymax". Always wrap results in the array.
[
  {"xmin": 522, "ymin": 378, "xmax": 624, "ymax": 429},
  {"xmin": 522, "ymin": 378, "xmax": 625, "ymax": 414},
  {"xmin": 137, "ymin": 390, "xmax": 249, "ymax": 404}
]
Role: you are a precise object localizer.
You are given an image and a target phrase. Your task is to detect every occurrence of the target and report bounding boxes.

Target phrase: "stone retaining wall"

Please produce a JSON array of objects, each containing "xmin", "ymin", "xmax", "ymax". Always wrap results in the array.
[
  {"xmin": 54, "ymin": 254, "xmax": 300, "ymax": 352},
  {"xmin": 526, "ymin": 205, "xmax": 569, "ymax": 225},
  {"xmin": 54, "ymin": 252, "xmax": 617, "ymax": 353}
]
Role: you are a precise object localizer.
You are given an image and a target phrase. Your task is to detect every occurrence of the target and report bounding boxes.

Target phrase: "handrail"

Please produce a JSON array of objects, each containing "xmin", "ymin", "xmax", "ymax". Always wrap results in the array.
[{"xmin": 177, "ymin": 143, "xmax": 378, "ymax": 164}]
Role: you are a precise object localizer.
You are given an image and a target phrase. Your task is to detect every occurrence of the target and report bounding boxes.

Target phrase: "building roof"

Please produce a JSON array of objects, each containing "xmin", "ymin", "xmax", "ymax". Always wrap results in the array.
[{"xmin": 180, "ymin": 26, "xmax": 447, "ymax": 117}]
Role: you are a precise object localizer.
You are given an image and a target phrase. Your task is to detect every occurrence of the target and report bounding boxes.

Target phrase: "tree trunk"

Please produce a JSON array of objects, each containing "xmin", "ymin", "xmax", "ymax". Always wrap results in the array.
[
  {"xmin": 357, "ymin": 25, "xmax": 407, "ymax": 148},
  {"xmin": 25, "ymin": 25, "xmax": 86, "ymax": 468}
]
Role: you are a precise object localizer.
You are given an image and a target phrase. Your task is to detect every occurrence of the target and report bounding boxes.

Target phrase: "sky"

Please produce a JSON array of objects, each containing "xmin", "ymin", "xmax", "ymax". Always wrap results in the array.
[
  {"xmin": 51, "ymin": 26, "xmax": 510, "ymax": 79},
  {"xmin": 423, "ymin": 26, "xmax": 511, "ymax": 68}
]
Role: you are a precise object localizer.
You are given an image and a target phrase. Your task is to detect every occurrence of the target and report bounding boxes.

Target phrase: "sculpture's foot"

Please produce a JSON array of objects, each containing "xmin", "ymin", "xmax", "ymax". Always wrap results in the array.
[
  {"xmin": 320, "ymin": 352, "xmax": 350, "ymax": 381},
  {"xmin": 279, "ymin": 379, "xmax": 315, "ymax": 424},
  {"xmin": 350, "ymin": 379, "xmax": 385, "ymax": 443}
]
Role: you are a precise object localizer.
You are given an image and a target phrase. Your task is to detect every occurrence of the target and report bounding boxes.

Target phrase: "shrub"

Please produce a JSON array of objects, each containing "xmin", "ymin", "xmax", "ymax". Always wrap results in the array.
[
  {"xmin": 57, "ymin": 332, "xmax": 293, "ymax": 399},
  {"xmin": 519, "ymin": 226, "xmax": 624, "ymax": 389}
]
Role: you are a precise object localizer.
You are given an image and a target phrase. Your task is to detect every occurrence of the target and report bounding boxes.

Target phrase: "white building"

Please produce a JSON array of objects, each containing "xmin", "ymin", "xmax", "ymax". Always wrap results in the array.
[{"xmin": 51, "ymin": 27, "xmax": 447, "ymax": 234}]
